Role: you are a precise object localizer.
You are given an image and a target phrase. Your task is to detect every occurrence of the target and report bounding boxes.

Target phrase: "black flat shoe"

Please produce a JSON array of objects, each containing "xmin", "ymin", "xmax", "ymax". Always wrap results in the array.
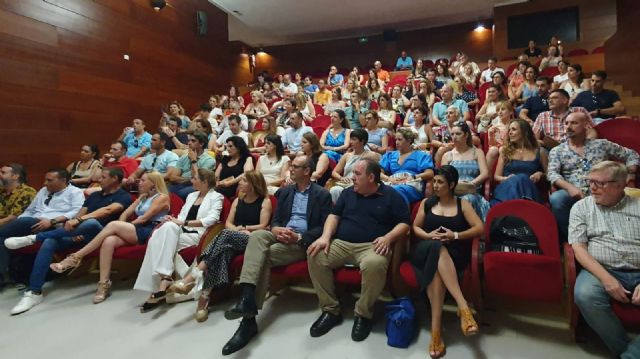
[
  {"xmin": 224, "ymin": 296, "xmax": 258, "ymax": 320},
  {"xmin": 310, "ymin": 312, "xmax": 343, "ymax": 337},
  {"xmin": 351, "ymin": 316, "xmax": 373, "ymax": 342},
  {"xmin": 222, "ymin": 317, "xmax": 258, "ymax": 355},
  {"xmin": 140, "ymin": 291, "xmax": 167, "ymax": 313}
]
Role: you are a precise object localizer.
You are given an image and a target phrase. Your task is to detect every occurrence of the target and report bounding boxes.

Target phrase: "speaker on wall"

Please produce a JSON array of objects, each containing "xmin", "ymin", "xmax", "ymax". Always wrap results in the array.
[
  {"xmin": 196, "ymin": 10, "xmax": 207, "ymax": 36},
  {"xmin": 383, "ymin": 29, "xmax": 397, "ymax": 42}
]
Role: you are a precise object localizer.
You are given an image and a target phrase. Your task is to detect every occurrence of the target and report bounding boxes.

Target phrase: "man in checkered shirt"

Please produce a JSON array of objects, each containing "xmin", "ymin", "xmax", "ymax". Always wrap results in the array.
[{"xmin": 570, "ymin": 161, "xmax": 640, "ymax": 358}]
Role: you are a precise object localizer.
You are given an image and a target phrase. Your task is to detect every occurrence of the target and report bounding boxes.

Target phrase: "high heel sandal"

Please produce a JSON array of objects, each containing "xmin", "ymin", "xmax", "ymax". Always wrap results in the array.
[
  {"xmin": 50, "ymin": 254, "xmax": 82, "ymax": 275},
  {"xmin": 167, "ymin": 279, "xmax": 195, "ymax": 295},
  {"xmin": 93, "ymin": 280, "xmax": 112, "ymax": 304},
  {"xmin": 195, "ymin": 292, "xmax": 210, "ymax": 323},
  {"xmin": 429, "ymin": 331, "xmax": 446, "ymax": 358},
  {"xmin": 140, "ymin": 277, "xmax": 172, "ymax": 313},
  {"xmin": 458, "ymin": 307, "xmax": 479, "ymax": 336}
]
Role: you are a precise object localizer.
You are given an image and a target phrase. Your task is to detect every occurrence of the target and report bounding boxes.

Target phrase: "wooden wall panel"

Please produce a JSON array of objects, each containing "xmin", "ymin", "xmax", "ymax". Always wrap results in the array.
[
  {"xmin": 493, "ymin": 0, "xmax": 617, "ymax": 60},
  {"xmin": 604, "ymin": 0, "xmax": 640, "ymax": 96},
  {"xmin": 0, "ymin": 0, "xmax": 231, "ymax": 186}
]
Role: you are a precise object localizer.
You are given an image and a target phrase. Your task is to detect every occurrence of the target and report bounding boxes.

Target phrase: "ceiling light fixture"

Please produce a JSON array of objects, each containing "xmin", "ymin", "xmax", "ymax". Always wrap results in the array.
[
  {"xmin": 151, "ymin": 0, "xmax": 166, "ymax": 11},
  {"xmin": 257, "ymin": 47, "xmax": 266, "ymax": 55},
  {"xmin": 474, "ymin": 24, "xmax": 486, "ymax": 32}
]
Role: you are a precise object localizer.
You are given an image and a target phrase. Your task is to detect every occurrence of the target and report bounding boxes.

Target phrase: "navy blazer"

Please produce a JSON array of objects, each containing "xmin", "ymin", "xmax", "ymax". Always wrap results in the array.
[{"xmin": 272, "ymin": 182, "xmax": 332, "ymax": 249}]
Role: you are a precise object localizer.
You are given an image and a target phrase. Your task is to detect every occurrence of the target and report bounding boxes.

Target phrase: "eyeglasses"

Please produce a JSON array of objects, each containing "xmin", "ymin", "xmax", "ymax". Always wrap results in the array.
[
  {"xmin": 44, "ymin": 193, "xmax": 54, "ymax": 206},
  {"xmin": 587, "ymin": 179, "xmax": 617, "ymax": 188}
]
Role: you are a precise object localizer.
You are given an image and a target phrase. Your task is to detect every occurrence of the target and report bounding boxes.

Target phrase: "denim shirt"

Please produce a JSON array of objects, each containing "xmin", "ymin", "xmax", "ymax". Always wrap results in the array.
[{"xmin": 286, "ymin": 184, "xmax": 310, "ymax": 233}]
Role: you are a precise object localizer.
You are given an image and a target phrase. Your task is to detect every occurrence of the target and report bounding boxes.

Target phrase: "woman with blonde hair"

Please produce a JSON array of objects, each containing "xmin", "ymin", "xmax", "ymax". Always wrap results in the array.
[
  {"xmin": 244, "ymin": 90, "xmax": 269, "ymax": 127},
  {"xmin": 51, "ymin": 172, "xmax": 170, "ymax": 303},
  {"xmin": 134, "ymin": 169, "xmax": 224, "ymax": 311},
  {"xmin": 486, "ymin": 101, "xmax": 514, "ymax": 171},
  {"xmin": 250, "ymin": 116, "xmax": 285, "ymax": 153},
  {"xmin": 295, "ymin": 92, "xmax": 316, "ymax": 121},
  {"xmin": 168, "ymin": 170, "xmax": 272, "ymax": 322}
]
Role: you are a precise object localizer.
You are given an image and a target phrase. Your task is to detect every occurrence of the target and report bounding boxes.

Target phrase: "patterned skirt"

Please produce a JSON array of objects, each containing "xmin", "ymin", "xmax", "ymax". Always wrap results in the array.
[{"xmin": 199, "ymin": 229, "xmax": 250, "ymax": 290}]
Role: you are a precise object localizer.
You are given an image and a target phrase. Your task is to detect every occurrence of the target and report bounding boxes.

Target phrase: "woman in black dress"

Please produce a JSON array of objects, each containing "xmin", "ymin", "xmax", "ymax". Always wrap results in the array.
[
  {"xmin": 410, "ymin": 165, "xmax": 483, "ymax": 358},
  {"xmin": 215, "ymin": 136, "xmax": 254, "ymax": 198},
  {"xmin": 168, "ymin": 170, "xmax": 272, "ymax": 322}
]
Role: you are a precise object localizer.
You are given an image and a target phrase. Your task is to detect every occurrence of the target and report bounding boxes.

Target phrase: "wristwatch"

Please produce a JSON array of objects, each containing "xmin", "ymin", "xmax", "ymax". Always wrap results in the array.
[
  {"xmin": 51, "ymin": 219, "xmax": 58, "ymax": 226},
  {"xmin": 454, "ymin": 232, "xmax": 459, "ymax": 240},
  {"xmin": 190, "ymin": 160, "xmax": 197, "ymax": 164}
]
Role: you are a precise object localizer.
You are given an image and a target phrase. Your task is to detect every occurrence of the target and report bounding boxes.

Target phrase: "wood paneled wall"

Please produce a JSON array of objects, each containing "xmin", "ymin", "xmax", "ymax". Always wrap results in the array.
[
  {"xmin": 493, "ymin": 0, "xmax": 617, "ymax": 60},
  {"xmin": 231, "ymin": 20, "xmax": 494, "ymax": 86},
  {"xmin": 604, "ymin": 0, "xmax": 640, "ymax": 96},
  {"xmin": 0, "ymin": 0, "xmax": 230, "ymax": 186}
]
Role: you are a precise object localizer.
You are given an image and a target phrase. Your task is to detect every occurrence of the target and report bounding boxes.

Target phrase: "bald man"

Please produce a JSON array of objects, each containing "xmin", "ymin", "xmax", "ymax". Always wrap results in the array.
[
  {"xmin": 547, "ymin": 112, "xmax": 639, "ymax": 242},
  {"xmin": 431, "ymin": 84, "xmax": 470, "ymax": 125}
]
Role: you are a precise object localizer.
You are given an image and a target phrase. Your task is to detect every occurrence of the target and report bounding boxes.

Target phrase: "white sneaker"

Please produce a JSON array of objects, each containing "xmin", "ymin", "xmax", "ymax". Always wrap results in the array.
[
  {"xmin": 5, "ymin": 235, "xmax": 37, "ymax": 249},
  {"xmin": 11, "ymin": 291, "xmax": 43, "ymax": 315}
]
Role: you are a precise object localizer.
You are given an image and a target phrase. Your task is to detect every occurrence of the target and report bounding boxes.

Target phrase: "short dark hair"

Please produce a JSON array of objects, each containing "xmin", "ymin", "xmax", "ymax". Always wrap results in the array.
[
  {"xmin": 191, "ymin": 131, "xmax": 208, "ymax": 146},
  {"xmin": 435, "ymin": 165, "xmax": 459, "ymax": 193},
  {"xmin": 228, "ymin": 114, "xmax": 241, "ymax": 124},
  {"xmin": 488, "ymin": 57, "xmax": 497, "ymax": 62},
  {"xmin": 350, "ymin": 128, "xmax": 368, "ymax": 143},
  {"xmin": 550, "ymin": 89, "xmax": 570, "ymax": 99},
  {"xmin": 167, "ymin": 116, "xmax": 180, "ymax": 125},
  {"xmin": 155, "ymin": 132, "xmax": 169, "ymax": 143},
  {"xmin": 536, "ymin": 76, "xmax": 552, "ymax": 85},
  {"xmin": 200, "ymin": 103, "xmax": 212, "ymax": 112},
  {"xmin": 593, "ymin": 70, "xmax": 607, "ymax": 80},
  {"xmin": 104, "ymin": 167, "xmax": 124, "ymax": 182},
  {"xmin": 113, "ymin": 140, "xmax": 127, "ymax": 152},
  {"xmin": 47, "ymin": 168, "xmax": 70, "ymax": 183},
  {"xmin": 359, "ymin": 157, "xmax": 381, "ymax": 184},
  {"xmin": 6, "ymin": 163, "xmax": 27, "ymax": 184}
]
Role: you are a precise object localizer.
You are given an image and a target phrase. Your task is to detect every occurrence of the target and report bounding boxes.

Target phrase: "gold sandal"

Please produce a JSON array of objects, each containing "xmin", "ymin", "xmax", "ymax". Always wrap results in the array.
[
  {"xmin": 50, "ymin": 254, "xmax": 82, "ymax": 275},
  {"xmin": 429, "ymin": 331, "xmax": 446, "ymax": 358},
  {"xmin": 458, "ymin": 307, "xmax": 479, "ymax": 336}
]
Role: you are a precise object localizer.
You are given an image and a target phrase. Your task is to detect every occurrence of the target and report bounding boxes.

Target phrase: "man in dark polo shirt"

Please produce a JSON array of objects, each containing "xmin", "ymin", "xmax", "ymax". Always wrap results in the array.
[
  {"xmin": 307, "ymin": 158, "xmax": 411, "ymax": 342},
  {"xmin": 6, "ymin": 167, "xmax": 132, "ymax": 315},
  {"xmin": 520, "ymin": 76, "xmax": 551, "ymax": 124},
  {"xmin": 571, "ymin": 70, "xmax": 626, "ymax": 125}
]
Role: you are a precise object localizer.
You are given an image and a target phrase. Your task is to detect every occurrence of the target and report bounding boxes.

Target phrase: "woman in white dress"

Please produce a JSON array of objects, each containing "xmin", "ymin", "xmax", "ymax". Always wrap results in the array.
[
  {"xmin": 133, "ymin": 169, "xmax": 224, "ymax": 311},
  {"xmin": 255, "ymin": 134, "xmax": 290, "ymax": 194}
]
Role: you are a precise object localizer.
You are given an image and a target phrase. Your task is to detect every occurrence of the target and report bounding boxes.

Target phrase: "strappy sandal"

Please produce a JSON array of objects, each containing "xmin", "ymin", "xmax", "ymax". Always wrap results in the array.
[
  {"xmin": 50, "ymin": 254, "xmax": 82, "ymax": 275},
  {"xmin": 458, "ymin": 307, "xmax": 479, "ymax": 336},
  {"xmin": 429, "ymin": 331, "xmax": 446, "ymax": 358}
]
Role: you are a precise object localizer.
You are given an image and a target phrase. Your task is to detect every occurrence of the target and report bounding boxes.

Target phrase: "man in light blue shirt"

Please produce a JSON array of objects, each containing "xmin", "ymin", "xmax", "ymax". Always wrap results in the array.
[
  {"xmin": 166, "ymin": 131, "xmax": 216, "ymax": 199},
  {"xmin": 328, "ymin": 66, "xmax": 344, "ymax": 87},
  {"xmin": 125, "ymin": 132, "xmax": 179, "ymax": 185},
  {"xmin": 431, "ymin": 84, "xmax": 470, "ymax": 124},
  {"xmin": 283, "ymin": 111, "xmax": 313, "ymax": 153},
  {"xmin": 119, "ymin": 118, "xmax": 152, "ymax": 159},
  {"xmin": 395, "ymin": 51, "xmax": 414, "ymax": 71},
  {"xmin": 0, "ymin": 169, "xmax": 84, "ymax": 287}
]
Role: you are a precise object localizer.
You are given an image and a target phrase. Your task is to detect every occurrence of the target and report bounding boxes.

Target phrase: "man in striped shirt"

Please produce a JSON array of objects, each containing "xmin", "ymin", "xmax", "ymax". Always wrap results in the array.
[{"xmin": 570, "ymin": 161, "xmax": 640, "ymax": 358}]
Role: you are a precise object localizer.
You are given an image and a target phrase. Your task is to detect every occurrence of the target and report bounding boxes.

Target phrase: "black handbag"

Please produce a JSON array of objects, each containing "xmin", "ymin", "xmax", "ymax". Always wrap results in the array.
[{"xmin": 489, "ymin": 216, "xmax": 542, "ymax": 255}]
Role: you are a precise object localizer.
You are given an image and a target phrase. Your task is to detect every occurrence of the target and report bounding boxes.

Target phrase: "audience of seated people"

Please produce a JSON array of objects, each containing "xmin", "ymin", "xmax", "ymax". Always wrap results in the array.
[{"xmin": 2, "ymin": 44, "xmax": 639, "ymax": 359}]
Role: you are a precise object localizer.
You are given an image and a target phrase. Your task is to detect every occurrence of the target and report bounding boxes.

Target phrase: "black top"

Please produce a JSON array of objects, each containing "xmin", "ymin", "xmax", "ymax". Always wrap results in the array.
[
  {"xmin": 234, "ymin": 196, "xmax": 264, "ymax": 226},
  {"xmin": 523, "ymin": 47, "xmax": 542, "ymax": 58},
  {"xmin": 165, "ymin": 133, "xmax": 189, "ymax": 151},
  {"xmin": 571, "ymin": 89, "xmax": 621, "ymax": 119},
  {"xmin": 332, "ymin": 183, "xmax": 410, "ymax": 243},
  {"xmin": 311, "ymin": 152, "xmax": 332, "ymax": 187},
  {"xmin": 83, "ymin": 189, "xmax": 133, "ymax": 226},
  {"xmin": 185, "ymin": 204, "xmax": 200, "ymax": 221},
  {"xmin": 218, "ymin": 156, "xmax": 248, "ymax": 198},
  {"xmin": 523, "ymin": 94, "xmax": 550, "ymax": 121},
  {"xmin": 423, "ymin": 197, "xmax": 471, "ymax": 269}
]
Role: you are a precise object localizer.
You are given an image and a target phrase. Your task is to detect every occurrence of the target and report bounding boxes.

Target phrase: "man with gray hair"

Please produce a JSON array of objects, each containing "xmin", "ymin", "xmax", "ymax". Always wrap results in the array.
[
  {"xmin": 431, "ymin": 84, "xmax": 470, "ymax": 125},
  {"xmin": 571, "ymin": 161, "xmax": 640, "ymax": 358},
  {"xmin": 307, "ymin": 158, "xmax": 410, "ymax": 342}
]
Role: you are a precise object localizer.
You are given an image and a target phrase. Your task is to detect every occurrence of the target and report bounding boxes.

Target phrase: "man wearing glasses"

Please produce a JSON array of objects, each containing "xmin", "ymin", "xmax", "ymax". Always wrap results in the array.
[
  {"xmin": 548, "ymin": 112, "xmax": 639, "ymax": 242},
  {"xmin": 0, "ymin": 169, "xmax": 84, "ymax": 289},
  {"xmin": 166, "ymin": 131, "xmax": 215, "ymax": 200},
  {"xmin": 118, "ymin": 118, "xmax": 152, "ymax": 160},
  {"xmin": 220, "ymin": 155, "xmax": 331, "ymax": 355},
  {"xmin": 571, "ymin": 70, "xmax": 626, "ymax": 125},
  {"xmin": 570, "ymin": 161, "xmax": 640, "ymax": 358}
]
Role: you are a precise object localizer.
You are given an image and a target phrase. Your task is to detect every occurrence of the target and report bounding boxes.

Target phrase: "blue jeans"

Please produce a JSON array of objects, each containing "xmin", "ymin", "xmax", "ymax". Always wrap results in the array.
[
  {"xmin": 29, "ymin": 219, "xmax": 103, "ymax": 292},
  {"xmin": 169, "ymin": 183, "xmax": 194, "ymax": 200},
  {"xmin": 0, "ymin": 217, "xmax": 42, "ymax": 278},
  {"xmin": 549, "ymin": 189, "xmax": 578, "ymax": 242},
  {"xmin": 574, "ymin": 269, "xmax": 640, "ymax": 358}
]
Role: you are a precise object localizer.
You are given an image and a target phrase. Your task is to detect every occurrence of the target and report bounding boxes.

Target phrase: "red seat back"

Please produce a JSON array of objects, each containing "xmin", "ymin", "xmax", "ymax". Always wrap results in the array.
[
  {"xmin": 477, "ymin": 82, "xmax": 492, "ymax": 108},
  {"xmin": 169, "ymin": 193, "xmax": 184, "ymax": 217},
  {"xmin": 485, "ymin": 200, "xmax": 560, "ymax": 258},
  {"xmin": 539, "ymin": 66, "xmax": 559, "ymax": 77},
  {"xmin": 567, "ymin": 48, "xmax": 588, "ymax": 57},
  {"xmin": 312, "ymin": 115, "xmax": 331, "ymax": 128},
  {"xmin": 591, "ymin": 46, "xmax": 604, "ymax": 54}
]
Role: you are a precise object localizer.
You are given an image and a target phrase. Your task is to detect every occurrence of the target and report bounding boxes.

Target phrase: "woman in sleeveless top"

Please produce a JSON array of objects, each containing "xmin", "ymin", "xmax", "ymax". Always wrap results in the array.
[
  {"xmin": 492, "ymin": 119, "xmax": 548, "ymax": 206},
  {"xmin": 216, "ymin": 136, "xmax": 254, "ymax": 198},
  {"xmin": 441, "ymin": 122, "xmax": 490, "ymax": 221},
  {"xmin": 51, "ymin": 172, "xmax": 170, "ymax": 304},
  {"xmin": 293, "ymin": 132, "xmax": 331, "ymax": 187},
  {"xmin": 134, "ymin": 169, "xmax": 224, "ymax": 312},
  {"xmin": 514, "ymin": 65, "xmax": 539, "ymax": 111},
  {"xmin": 376, "ymin": 93, "xmax": 397, "ymax": 129},
  {"xmin": 320, "ymin": 109, "xmax": 351, "ymax": 163},
  {"xmin": 329, "ymin": 129, "xmax": 378, "ymax": 203},
  {"xmin": 250, "ymin": 116, "xmax": 285, "ymax": 153},
  {"xmin": 485, "ymin": 101, "xmax": 514, "ymax": 171},
  {"xmin": 410, "ymin": 166, "xmax": 483, "ymax": 358},
  {"xmin": 169, "ymin": 170, "xmax": 272, "ymax": 322},
  {"xmin": 409, "ymin": 107, "xmax": 431, "ymax": 151},
  {"xmin": 67, "ymin": 144, "xmax": 102, "ymax": 188},
  {"xmin": 256, "ymin": 134, "xmax": 290, "ymax": 194},
  {"xmin": 560, "ymin": 64, "xmax": 590, "ymax": 102},
  {"xmin": 363, "ymin": 110, "xmax": 388, "ymax": 155}
]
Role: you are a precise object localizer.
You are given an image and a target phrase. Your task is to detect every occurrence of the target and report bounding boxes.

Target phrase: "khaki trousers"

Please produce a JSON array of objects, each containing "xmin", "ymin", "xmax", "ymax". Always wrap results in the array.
[
  {"xmin": 239, "ymin": 229, "xmax": 306, "ymax": 309},
  {"xmin": 307, "ymin": 239, "xmax": 390, "ymax": 319}
]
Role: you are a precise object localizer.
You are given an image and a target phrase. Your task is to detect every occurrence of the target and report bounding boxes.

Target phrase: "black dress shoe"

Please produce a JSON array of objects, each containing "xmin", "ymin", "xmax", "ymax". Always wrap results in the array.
[
  {"xmin": 351, "ymin": 316, "xmax": 373, "ymax": 342},
  {"xmin": 310, "ymin": 312, "xmax": 343, "ymax": 337},
  {"xmin": 222, "ymin": 317, "xmax": 258, "ymax": 355},
  {"xmin": 224, "ymin": 295, "xmax": 258, "ymax": 320}
]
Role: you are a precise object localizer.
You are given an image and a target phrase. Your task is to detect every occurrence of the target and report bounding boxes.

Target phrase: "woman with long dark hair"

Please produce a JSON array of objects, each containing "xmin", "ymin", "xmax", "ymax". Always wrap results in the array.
[
  {"xmin": 256, "ymin": 134, "xmax": 290, "ymax": 194},
  {"xmin": 215, "ymin": 136, "xmax": 254, "ymax": 198},
  {"xmin": 67, "ymin": 144, "xmax": 102, "ymax": 188}
]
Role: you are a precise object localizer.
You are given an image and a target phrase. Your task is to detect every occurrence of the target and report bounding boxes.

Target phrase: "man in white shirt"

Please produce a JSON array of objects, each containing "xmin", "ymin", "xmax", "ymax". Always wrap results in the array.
[
  {"xmin": 553, "ymin": 61, "xmax": 569, "ymax": 86},
  {"xmin": 283, "ymin": 111, "xmax": 313, "ymax": 153},
  {"xmin": 479, "ymin": 57, "xmax": 504, "ymax": 85},
  {"xmin": 279, "ymin": 74, "xmax": 298, "ymax": 96},
  {"xmin": 207, "ymin": 95, "xmax": 224, "ymax": 129},
  {"xmin": 217, "ymin": 115, "xmax": 250, "ymax": 148},
  {"xmin": 216, "ymin": 102, "xmax": 249, "ymax": 135},
  {"xmin": 0, "ymin": 169, "xmax": 84, "ymax": 287}
]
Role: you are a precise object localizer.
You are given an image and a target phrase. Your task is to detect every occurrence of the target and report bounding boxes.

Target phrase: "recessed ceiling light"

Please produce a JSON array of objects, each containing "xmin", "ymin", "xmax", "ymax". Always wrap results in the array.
[{"xmin": 232, "ymin": 10, "xmax": 242, "ymax": 16}]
